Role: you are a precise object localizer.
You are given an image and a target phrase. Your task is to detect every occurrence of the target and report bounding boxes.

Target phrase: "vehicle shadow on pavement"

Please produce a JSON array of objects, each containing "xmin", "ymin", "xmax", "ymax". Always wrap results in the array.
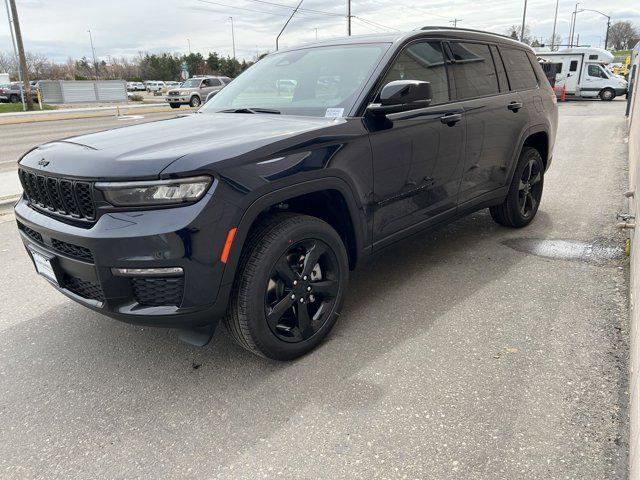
[{"xmin": 0, "ymin": 208, "xmax": 543, "ymax": 472}]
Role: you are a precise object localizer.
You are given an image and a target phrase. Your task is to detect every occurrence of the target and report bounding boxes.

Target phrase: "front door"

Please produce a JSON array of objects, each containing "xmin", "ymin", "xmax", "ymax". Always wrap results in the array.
[
  {"xmin": 582, "ymin": 63, "xmax": 609, "ymax": 97},
  {"xmin": 368, "ymin": 40, "xmax": 466, "ymax": 246}
]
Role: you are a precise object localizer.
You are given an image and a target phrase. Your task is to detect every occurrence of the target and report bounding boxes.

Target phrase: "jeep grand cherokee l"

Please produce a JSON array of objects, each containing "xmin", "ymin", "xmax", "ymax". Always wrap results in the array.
[{"xmin": 15, "ymin": 28, "xmax": 558, "ymax": 360}]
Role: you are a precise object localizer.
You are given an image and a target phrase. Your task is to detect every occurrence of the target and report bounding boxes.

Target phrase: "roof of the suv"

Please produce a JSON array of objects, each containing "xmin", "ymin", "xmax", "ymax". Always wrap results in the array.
[{"xmin": 279, "ymin": 27, "xmax": 531, "ymax": 53}]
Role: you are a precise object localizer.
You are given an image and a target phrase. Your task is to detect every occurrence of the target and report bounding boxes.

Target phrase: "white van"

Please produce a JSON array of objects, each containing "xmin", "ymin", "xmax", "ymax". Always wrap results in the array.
[
  {"xmin": 145, "ymin": 81, "xmax": 166, "ymax": 94},
  {"xmin": 537, "ymin": 47, "xmax": 628, "ymax": 101}
]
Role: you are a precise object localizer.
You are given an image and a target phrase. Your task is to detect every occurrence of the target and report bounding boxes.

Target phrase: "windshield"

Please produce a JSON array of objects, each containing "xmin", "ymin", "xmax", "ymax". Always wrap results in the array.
[
  {"xmin": 181, "ymin": 79, "xmax": 202, "ymax": 88},
  {"xmin": 201, "ymin": 43, "xmax": 388, "ymax": 117}
]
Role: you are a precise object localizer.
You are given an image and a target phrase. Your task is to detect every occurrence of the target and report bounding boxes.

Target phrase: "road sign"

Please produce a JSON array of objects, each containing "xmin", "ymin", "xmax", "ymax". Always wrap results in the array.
[{"xmin": 181, "ymin": 62, "xmax": 189, "ymax": 80}]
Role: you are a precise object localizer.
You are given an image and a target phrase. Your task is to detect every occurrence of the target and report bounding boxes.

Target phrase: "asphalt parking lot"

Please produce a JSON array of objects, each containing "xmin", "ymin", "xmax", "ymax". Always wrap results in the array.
[{"xmin": 0, "ymin": 99, "xmax": 631, "ymax": 479}]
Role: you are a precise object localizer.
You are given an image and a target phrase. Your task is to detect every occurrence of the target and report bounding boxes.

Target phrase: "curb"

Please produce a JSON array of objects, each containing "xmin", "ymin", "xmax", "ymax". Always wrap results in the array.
[
  {"xmin": 0, "ymin": 104, "xmax": 195, "ymax": 125},
  {"xmin": 0, "ymin": 194, "xmax": 19, "ymax": 210}
]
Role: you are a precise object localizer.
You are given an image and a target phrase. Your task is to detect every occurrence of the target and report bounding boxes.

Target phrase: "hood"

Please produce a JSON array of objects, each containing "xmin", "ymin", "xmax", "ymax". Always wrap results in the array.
[{"xmin": 19, "ymin": 113, "xmax": 345, "ymax": 180}]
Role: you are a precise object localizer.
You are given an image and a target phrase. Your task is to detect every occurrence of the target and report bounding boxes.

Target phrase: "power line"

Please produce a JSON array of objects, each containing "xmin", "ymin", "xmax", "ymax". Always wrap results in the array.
[
  {"xmin": 196, "ymin": 0, "xmax": 317, "ymax": 18},
  {"xmin": 242, "ymin": 0, "xmax": 346, "ymax": 18},
  {"xmin": 353, "ymin": 15, "xmax": 400, "ymax": 32}
]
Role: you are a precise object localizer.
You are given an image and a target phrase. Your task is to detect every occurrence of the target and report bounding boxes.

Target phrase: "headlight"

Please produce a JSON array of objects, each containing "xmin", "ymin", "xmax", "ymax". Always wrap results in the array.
[
  {"xmin": 96, "ymin": 176, "xmax": 212, "ymax": 207},
  {"xmin": 180, "ymin": 90, "xmax": 190, "ymax": 96}
]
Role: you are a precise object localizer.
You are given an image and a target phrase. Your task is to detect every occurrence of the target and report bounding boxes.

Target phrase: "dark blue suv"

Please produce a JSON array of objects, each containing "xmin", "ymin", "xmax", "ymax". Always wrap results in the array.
[{"xmin": 15, "ymin": 28, "xmax": 558, "ymax": 359}]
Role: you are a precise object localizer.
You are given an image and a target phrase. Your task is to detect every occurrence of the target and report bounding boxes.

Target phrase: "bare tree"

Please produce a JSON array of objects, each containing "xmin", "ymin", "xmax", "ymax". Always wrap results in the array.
[
  {"xmin": 609, "ymin": 21, "xmax": 639, "ymax": 51},
  {"xmin": 505, "ymin": 24, "xmax": 533, "ymax": 44},
  {"xmin": 546, "ymin": 33, "xmax": 562, "ymax": 51}
]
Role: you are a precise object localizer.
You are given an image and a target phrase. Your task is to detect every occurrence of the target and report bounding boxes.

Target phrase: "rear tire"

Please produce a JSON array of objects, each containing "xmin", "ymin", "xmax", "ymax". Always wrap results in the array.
[
  {"xmin": 600, "ymin": 88, "xmax": 615, "ymax": 101},
  {"xmin": 225, "ymin": 213, "xmax": 349, "ymax": 360},
  {"xmin": 490, "ymin": 147, "xmax": 544, "ymax": 228}
]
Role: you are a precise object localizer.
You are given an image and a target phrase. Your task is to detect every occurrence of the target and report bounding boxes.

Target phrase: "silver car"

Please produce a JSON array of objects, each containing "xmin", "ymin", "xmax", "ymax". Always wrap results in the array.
[{"xmin": 166, "ymin": 76, "xmax": 231, "ymax": 109}]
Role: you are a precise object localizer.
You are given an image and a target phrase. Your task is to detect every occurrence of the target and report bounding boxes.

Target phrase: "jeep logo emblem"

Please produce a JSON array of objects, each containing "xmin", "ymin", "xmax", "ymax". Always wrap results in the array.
[{"xmin": 38, "ymin": 159, "xmax": 49, "ymax": 167}]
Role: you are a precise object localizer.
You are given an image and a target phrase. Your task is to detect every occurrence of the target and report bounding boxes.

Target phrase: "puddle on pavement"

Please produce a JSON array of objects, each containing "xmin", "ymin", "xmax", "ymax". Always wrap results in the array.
[{"xmin": 502, "ymin": 238, "xmax": 624, "ymax": 265}]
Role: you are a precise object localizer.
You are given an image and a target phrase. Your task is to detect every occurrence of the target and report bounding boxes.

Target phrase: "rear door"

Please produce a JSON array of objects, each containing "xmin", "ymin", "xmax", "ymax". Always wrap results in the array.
[
  {"xmin": 368, "ymin": 40, "xmax": 466, "ymax": 244},
  {"xmin": 447, "ymin": 41, "xmax": 528, "ymax": 203},
  {"xmin": 563, "ymin": 57, "xmax": 581, "ymax": 94}
]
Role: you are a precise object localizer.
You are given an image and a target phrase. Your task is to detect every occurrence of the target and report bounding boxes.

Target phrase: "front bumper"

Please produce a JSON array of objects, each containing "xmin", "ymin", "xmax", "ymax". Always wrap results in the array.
[
  {"xmin": 615, "ymin": 87, "xmax": 628, "ymax": 96},
  {"xmin": 14, "ymin": 194, "xmax": 237, "ymax": 328},
  {"xmin": 166, "ymin": 96, "xmax": 189, "ymax": 104}
]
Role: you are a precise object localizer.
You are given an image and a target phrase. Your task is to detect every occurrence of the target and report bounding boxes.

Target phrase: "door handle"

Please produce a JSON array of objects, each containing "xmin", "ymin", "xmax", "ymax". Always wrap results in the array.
[
  {"xmin": 508, "ymin": 102, "xmax": 523, "ymax": 112},
  {"xmin": 440, "ymin": 113, "xmax": 462, "ymax": 126}
]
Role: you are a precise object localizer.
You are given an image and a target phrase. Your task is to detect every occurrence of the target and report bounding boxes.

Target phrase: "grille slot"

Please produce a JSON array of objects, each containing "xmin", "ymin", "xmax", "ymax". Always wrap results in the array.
[
  {"xmin": 51, "ymin": 239, "xmax": 94, "ymax": 262},
  {"xmin": 19, "ymin": 169, "xmax": 96, "ymax": 222},
  {"xmin": 63, "ymin": 274, "xmax": 104, "ymax": 302},
  {"xmin": 17, "ymin": 222, "xmax": 43, "ymax": 244},
  {"xmin": 131, "ymin": 277, "xmax": 185, "ymax": 307}
]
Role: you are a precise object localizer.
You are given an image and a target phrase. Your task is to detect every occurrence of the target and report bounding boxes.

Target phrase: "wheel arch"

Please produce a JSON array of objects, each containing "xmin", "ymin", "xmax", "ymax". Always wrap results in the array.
[
  {"xmin": 220, "ymin": 177, "xmax": 368, "ymax": 288},
  {"xmin": 522, "ymin": 130, "xmax": 549, "ymax": 170}
]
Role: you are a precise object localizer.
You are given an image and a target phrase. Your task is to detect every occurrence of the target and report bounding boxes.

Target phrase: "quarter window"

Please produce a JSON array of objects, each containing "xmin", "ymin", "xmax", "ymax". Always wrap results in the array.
[
  {"xmin": 380, "ymin": 41, "xmax": 449, "ymax": 105},
  {"xmin": 500, "ymin": 47, "xmax": 538, "ymax": 90},
  {"xmin": 448, "ymin": 42, "xmax": 499, "ymax": 99}
]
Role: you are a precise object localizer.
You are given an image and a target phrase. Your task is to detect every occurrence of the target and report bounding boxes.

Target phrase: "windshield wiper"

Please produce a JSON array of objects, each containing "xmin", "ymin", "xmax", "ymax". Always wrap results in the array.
[{"xmin": 218, "ymin": 107, "xmax": 281, "ymax": 114}]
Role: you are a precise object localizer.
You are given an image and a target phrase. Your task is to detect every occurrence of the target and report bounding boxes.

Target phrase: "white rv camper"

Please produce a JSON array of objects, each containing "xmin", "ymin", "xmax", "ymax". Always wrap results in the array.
[{"xmin": 537, "ymin": 47, "xmax": 628, "ymax": 100}]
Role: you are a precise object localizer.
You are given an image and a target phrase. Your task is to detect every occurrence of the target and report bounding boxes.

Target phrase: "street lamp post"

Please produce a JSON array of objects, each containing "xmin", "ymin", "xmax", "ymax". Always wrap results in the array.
[
  {"xmin": 229, "ymin": 16, "xmax": 236, "ymax": 60},
  {"xmin": 88, "ymin": 29, "xmax": 99, "ymax": 80},
  {"xmin": 570, "ymin": 3, "xmax": 579, "ymax": 47},
  {"xmin": 551, "ymin": 0, "xmax": 559, "ymax": 50},
  {"xmin": 520, "ymin": 0, "xmax": 528, "ymax": 42},
  {"xmin": 578, "ymin": 8, "xmax": 611, "ymax": 50}
]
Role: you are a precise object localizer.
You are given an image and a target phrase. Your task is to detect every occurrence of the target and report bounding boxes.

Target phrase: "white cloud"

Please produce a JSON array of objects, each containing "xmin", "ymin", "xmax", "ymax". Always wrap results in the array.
[{"xmin": 0, "ymin": 0, "xmax": 638, "ymax": 62}]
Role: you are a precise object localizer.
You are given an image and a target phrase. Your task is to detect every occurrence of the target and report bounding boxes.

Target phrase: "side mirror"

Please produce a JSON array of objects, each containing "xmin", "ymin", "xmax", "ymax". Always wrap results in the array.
[{"xmin": 367, "ymin": 80, "xmax": 432, "ymax": 115}]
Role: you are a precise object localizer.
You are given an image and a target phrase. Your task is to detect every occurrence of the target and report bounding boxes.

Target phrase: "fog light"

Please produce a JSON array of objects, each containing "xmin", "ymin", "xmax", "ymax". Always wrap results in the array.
[{"xmin": 111, "ymin": 267, "xmax": 183, "ymax": 277}]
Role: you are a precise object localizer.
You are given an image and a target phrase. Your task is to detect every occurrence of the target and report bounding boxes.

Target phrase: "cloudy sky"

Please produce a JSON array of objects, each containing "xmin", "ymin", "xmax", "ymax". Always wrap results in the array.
[{"xmin": 1, "ymin": 0, "xmax": 639, "ymax": 62}]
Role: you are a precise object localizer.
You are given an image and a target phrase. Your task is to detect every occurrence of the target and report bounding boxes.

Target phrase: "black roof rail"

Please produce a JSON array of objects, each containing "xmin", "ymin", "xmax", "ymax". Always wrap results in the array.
[{"xmin": 419, "ymin": 26, "xmax": 516, "ymax": 41}]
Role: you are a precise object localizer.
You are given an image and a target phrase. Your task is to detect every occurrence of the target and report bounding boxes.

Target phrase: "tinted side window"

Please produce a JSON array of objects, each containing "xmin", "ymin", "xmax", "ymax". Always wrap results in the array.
[
  {"xmin": 490, "ymin": 45, "xmax": 509, "ymax": 92},
  {"xmin": 448, "ymin": 42, "xmax": 499, "ymax": 99},
  {"xmin": 380, "ymin": 41, "xmax": 449, "ymax": 105},
  {"xmin": 209, "ymin": 78, "xmax": 222, "ymax": 86},
  {"xmin": 501, "ymin": 47, "xmax": 538, "ymax": 90}
]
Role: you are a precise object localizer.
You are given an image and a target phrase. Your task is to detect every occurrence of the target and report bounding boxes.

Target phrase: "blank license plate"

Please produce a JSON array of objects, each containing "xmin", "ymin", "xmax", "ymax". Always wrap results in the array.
[{"xmin": 29, "ymin": 248, "xmax": 59, "ymax": 286}]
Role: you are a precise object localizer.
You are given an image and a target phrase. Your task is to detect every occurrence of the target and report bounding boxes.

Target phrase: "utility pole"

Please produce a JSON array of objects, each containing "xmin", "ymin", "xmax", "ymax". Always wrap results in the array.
[
  {"xmin": 347, "ymin": 0, "xmax": 351, "ymax": 36},
  {"xmin": 520, "ymin": 0, "xmax": 528, "ymax": 42},
  {"xmin": 276, "ymin": 0, "xmax": 303, "ymax": 51},
  {"xmin": 604, "ymin": 16, "xmax": 610, "ymax": 50},
  {"xmin": 551, "ymin": 0, "xmax": 559, "ymax": 50},
  {"xmin": 7, "ymin": 0, "xmax": 32, "ymax": 110},
  {"xmin": 449, "ymin": 18, "xmax": 461, "ymax": 28},
  {"xmin": 3, "ymin": 0, "xmax": 24, "ymax": 110},
  {"xmin": 88, "ymin": 29, "xmax": 99, "ymax": 80},
  {"xmin": 229, "ymin": 16, "xmax": 236, "ymax": 60}
]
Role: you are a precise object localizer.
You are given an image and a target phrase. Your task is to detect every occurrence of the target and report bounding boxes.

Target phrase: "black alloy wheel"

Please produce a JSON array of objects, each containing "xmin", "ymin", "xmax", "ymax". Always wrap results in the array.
[
  {"xmin": 489, "ymin": 147, "xmax": 544, "ymax": 228},
  {"xmin": 225, "ymin": 213, "xmax": 348, "ymax": 360},
  {"xmin": 265, "ymin": 239, "xmax": 340, "ymax": 343},
  {"xmin": 517, "ymin": 157, "xmax": 543, "ymax": 219}
]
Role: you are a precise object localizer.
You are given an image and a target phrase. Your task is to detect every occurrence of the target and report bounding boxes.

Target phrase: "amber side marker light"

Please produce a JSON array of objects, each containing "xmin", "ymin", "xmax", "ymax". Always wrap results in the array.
[{"xmin": 221, "ymin": 228, "xmax": 237, "ymax": 263}]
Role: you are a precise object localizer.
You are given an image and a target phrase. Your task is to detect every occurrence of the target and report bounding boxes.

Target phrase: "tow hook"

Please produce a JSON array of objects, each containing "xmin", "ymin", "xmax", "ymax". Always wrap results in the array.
[{"xmin": 616, "ymin": 212, "xmax": 636, "ymax": 230}]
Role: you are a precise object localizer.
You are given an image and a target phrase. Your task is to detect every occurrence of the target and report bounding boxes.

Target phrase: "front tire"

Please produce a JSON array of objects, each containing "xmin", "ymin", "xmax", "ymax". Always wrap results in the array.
[
  {"xmin": 600, "ymin": 88, "xmax": 615, "ymax": 101},
  {"xmin": 490, "ymin": 147, "xmax": 544, "ymax": 228},
  {"xmin": 225, "ymin": 213, "xmax": 349, "ymax": 360},
  {"xmin": 169, "ymin": 103, "xmax": 181, "ymax": 109},
  {"xmin": 9, "ymin": 94, "xmax": 19, "ymax": 103},
  {"xmin": 189, "ymin": 96, "xmax": 201, "ymax": 108}
]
